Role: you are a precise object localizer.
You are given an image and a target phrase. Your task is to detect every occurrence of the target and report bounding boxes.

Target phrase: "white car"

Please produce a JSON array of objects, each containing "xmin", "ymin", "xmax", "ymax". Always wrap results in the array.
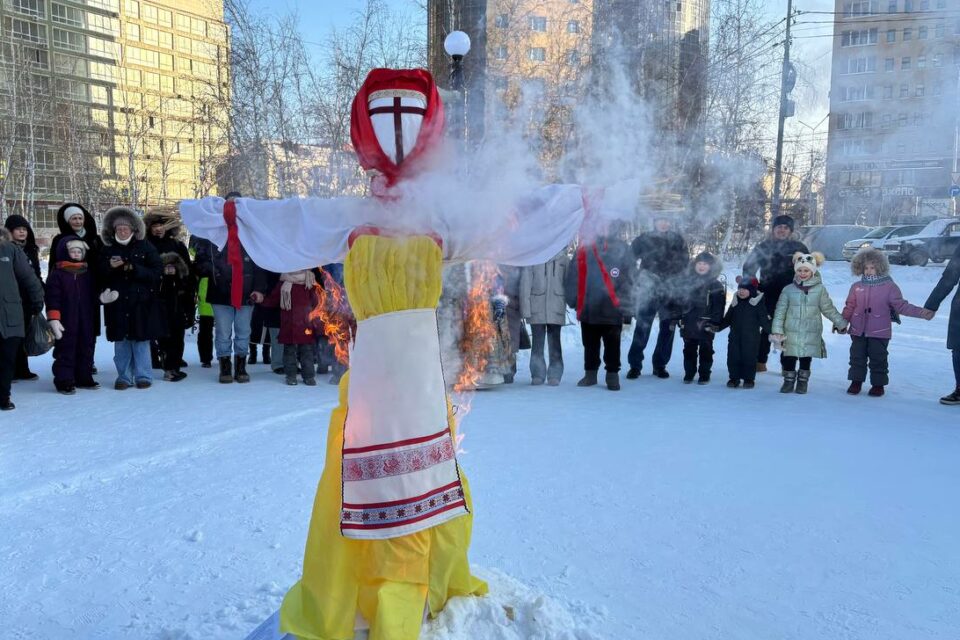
[{"xmin": 841, "ymin": 224, "xmax": 926, "ymax": 261}]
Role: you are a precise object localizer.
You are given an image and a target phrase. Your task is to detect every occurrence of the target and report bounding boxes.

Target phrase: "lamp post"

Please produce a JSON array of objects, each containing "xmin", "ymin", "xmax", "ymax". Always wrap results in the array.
[{"xmin": 443, "ymin": 30, "xmax": 471, "ymax": 144}]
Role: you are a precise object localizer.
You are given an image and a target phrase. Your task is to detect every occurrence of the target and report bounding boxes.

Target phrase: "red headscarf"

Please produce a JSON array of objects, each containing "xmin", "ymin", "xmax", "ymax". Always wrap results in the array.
[{"xmin": 350, "ymin": 68, "xmax": 445, "ymax": 192}]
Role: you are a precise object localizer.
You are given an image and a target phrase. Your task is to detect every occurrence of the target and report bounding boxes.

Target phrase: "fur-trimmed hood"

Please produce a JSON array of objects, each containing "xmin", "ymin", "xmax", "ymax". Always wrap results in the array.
[
  {"xmin": 687, "ymin": 251, "xmax": 724, "ymax": 281},
  {"xmin": 851, "ymin": 247, "xmax": 890, "ymax": 277},
  {"xmin": 161, "ymin": 251, "xmax": 190, "ymax": 278},
  {"xmin": 54, "ymin": 234, "xmax": 88, "ymax": 261},
  {"xmin": 101, "ymin": 206, "xmax": 146, "ymax": 245},
  {"xmin": 730, "ymin": 291, "xmax": 764, "ymax": 307},
  {"xmin": 143, "ymin": 212, "xmax": 183, "ymax": 240},
  {"xmin": 56, "ymin": 202, "xmax": 98, "ymax": 238},
  {"xmin": 0, "ymin": 227, "xmax": 11, "ymax": 244},
  {"xmin": 4, "ymin": 214, "xmax": 38, "ymax": 250}
]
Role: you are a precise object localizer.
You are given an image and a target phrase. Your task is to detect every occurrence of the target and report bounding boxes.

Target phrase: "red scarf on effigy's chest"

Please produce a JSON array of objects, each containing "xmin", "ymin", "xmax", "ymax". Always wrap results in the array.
[
  {"xmin": 222, "ymin": 199, "xmax": 245, "ymax": 309},
  {"xmin": 576, "ymin": 241, "xmax": 620, "ymax": 320}
]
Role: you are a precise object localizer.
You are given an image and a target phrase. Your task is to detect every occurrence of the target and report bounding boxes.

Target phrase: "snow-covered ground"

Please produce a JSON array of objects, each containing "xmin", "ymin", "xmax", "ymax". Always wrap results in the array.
[{"xmin": 2, "ymin": 261, "xmax": 959, "ymax": 640}]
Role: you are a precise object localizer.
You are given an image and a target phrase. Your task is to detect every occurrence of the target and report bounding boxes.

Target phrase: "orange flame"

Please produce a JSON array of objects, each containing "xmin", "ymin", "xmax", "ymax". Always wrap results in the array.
[
  {"xmin": 453, "ymin": 262, "xmax": 498, "ymax": 402},
  {"xmin": 310, "ymin": 268, "xmax": 354, "ymax": 365}
]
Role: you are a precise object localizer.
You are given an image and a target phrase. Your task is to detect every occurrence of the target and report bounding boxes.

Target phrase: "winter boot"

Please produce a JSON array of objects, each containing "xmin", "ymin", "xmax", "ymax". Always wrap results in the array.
[
  {"xmin": 795, "ymin": 369, "xmax": 810, "ymax": 395},
  {"xmin": 779, "ymin": 371, "xmax": 797, "ymax": 394},
  {"xmin": 726, "ymin": 379, "xmax": 741, "ymax": 388},
  {"xmin": 756, "ymin": 362, "xmax": 768, "ymax": 373},
  {"xmin": 76, "ymin": 380, "xmax": 100, "ymax": 390},
  {"xmin": 683, "ymin": 374, "xmax": 695, "ymax": 384},
  {"xmin": 1, "ymin": 397, "xmax": 14, "ymax": 410},
  {"xmin": 577, "ymin": 370, "xmax": 598, "ymax": 387},
  {"xmin": 218, "ymin": 356, "xmax": 233, "ymax": 383},
  {"xmin": 742, "ymin": 380, "xmax": 756, "ymax": 389},
  {"xmin": 625, "ymin": 368, "xmax": 641, "ymax": 380},
  {"xmin": 697, "ymin": 373, "xmax": 711, "ymax": 385},
  {"xmin": 940, "ymin": 388, "xmax": 960, "ymax": 405},
  {"xmin": 531, "ymin": 377, "xmax": 545, "ymax": 386},
  {"xmin": 652, "ymin": 368, "xmax": 670, "ymax": 379},
  {"xmin": 248, "ymin": 344, "xmax": 258, "ymax": 365},
  {"xmin": 234, "ymin": 355, "xmax": 250, "ymax": 383},
  {"xmin": 847, "ymin": 381, "xmax": 862, "ymax": 395},
  {"xmin": 868, "ymin": 385, "xmax": 885, "ymax": 397},
  {"xmin": 285, "ymin": 376, "xmax": 298, "ymax": 386},
  {"xmin": 164, "ymin": 370, "xmax": 187, "ymax": 382},
  {"xmin": 56, "ymin": 383, "xmax": 76, "ymax": 395},
  {"xmin": 605, "ymin": 372, "xmax": 620, "ymax": 391},
  {"xmin": 262, "ymin": 348, "xmax": 272, "ymax": 366}
]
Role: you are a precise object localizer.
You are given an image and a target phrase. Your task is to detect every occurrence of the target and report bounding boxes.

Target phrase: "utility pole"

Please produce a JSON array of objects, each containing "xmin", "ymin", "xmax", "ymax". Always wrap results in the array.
[{"xmin": 772, "ymin": 0, "xmax": 796, "ymax": 217}]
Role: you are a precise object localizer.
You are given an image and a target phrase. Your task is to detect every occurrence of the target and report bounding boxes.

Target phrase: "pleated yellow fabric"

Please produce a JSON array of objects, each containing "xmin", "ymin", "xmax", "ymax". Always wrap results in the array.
[{"xmin": 279, "ymin": 234, "xmax": 487, "ymax": 640}]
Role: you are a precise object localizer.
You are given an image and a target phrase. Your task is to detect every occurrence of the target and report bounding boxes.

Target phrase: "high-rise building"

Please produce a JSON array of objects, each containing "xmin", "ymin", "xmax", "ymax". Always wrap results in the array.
[
  {"xmin": 825, "ymin": 0, "xmax": 960, "ymax": 224},
  {"xmin": 0, "ymin": 0, "xmax": 229, "ymax": 234}
]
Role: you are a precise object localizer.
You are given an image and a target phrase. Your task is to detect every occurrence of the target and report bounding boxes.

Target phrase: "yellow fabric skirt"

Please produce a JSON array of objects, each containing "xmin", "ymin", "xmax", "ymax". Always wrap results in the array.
[{"xmin": 279, "ymin": 374, "xmax": 487, "ymax": 639}]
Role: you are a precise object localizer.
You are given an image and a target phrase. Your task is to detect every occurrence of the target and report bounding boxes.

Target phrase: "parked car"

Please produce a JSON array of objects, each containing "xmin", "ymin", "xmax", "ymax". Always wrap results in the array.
[
  {"xmin": 882, "ymin": 218, "xmax": 960, "ymax": 266},
  {"xmin": 799, "ymin": 225, "xmax": 873, "ymax": 260},
  {"xmin": 841, "ymin": 224, "xmax": 927, "ymax": 261}
]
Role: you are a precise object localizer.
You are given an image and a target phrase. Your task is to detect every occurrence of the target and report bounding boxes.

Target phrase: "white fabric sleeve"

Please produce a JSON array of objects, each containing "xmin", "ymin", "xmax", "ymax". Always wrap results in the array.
[
  {"xmin": 180, "ymin": 196, "xmax": 369, "ymax": 272},
  {"xmin": 442, "ymin": 184, "xmax": 586, "ymax": 266}
]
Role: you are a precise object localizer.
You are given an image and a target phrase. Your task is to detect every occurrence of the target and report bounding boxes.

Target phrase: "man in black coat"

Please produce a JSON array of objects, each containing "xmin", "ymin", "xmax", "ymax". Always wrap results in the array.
[
  {"xmin": 626, "ymin": 214, "xmax": 688, "ymax": 379},
  {"xmin": 741, "ymin": 214, "xmax": 808, "ymax": 372},
  {"xmin": 924, "ymin": 243, "xmax": 960, "ymax": 404},
  {"xmin": 99, "ymin": 206, "xmax": 165, "ymax": 390},
  {"xmin": 0, "ymin": 227, "xmax": 45, "ymax": 410},
  {"xmin": 192, "ymin": 193, "xmax": 268, "ymax": 384},
  {"xmin": 565, "ymin": 229, "xmax": 634, "ymax": 390},
  {"xmin": 4, "ymin": 214, "xmax": 42, "ymax": 381},
  {"xmin": 144, "ymin": 212, "xmax": 192, "ymax": 369}
]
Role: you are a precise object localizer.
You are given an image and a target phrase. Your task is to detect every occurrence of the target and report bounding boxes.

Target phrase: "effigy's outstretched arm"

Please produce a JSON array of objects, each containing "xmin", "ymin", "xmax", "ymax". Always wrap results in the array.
[{"xmin": 180, "ymin": 195, "xmax": 372, "ymax": 273}]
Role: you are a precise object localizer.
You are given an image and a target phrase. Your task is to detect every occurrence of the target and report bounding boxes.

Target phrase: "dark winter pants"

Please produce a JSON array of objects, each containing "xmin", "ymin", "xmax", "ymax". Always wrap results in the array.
[
  {"xmin": 159, "ymin": 330, "xmax": 186, "ymax": 372},
  {"xmin": 283, "ymin": 343, "xmax": 316, "ymax": 382},
  {"xmin": 0, "ymin": 336, "xmax": 22, "ymax": 402},
  {"xmin": 758, "ymin": 288, "xmax": 784, "ymax": 367},
  {"xmin": 530, "ymin": 323, "xmax": 563, "ymax": 383},
  {"xmin": 582, "ymin": 323, "xmax": 622, "ymax": 373},
  {"xmin": 782, "ymin": 356, "xmax": 812, "ymax": 372},
  {"xmin": 848, "ymin": 336, "xmax": 890, "ymax": 387},
  {"xmin": 197, "ymin": 315, "xmax": 214, "ymax": 365},
  {"xmin": 727, "ymin": 336, "xmax": 760, "ymax": 383},
  {"xmin": 628, "ymin": 297, "xmax": 676, "ymax": 372},
  {"xmin": 14, "ymin": 343, "xmax": 32, "ymax": 377},
  {"xmin": 682, "ymin": 337, "xmax": 714, "ymax": 379},
  {"xmin": 52, "ymin": 331, "xmax": 96, "ymax": 387},
  {"xmin": 954, "ymin": 349, "xmax": 960, "ymax": 388}
]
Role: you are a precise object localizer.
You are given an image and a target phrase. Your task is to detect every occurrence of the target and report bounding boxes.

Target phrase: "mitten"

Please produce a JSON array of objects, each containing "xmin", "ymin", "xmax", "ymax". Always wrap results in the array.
[
  {"xmin": 48, "ymin": 319, "xmax": 64, "ymax": 340},
  {"xmin": 99, "ymin": 289, "xmax": 119, "ymax": 304}
]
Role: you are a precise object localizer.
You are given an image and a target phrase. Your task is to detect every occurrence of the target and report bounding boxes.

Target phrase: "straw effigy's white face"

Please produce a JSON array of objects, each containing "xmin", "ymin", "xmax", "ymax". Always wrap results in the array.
[{"xmin": 367, "ymin": 89, "xmax": 428, "ymax": 166}]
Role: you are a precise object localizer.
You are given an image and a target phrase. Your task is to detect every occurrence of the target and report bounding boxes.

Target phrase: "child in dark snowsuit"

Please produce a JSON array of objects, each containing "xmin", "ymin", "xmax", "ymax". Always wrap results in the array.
[
  {"xmin": 158, "ymin": 253, "xmax": 196, "ymax": 381},
  {"xmin": 678, "ymin": 252, "xmax": 725, "ymax": 384},
  {"xmin": 45, "ymin": 236, "xmax": 99, "ymax": 394},
  {"xmin": 719, "ymin": 276, "xmax": 771, "ymax": 388},
  {"xmin": 263, "ymin": 270, "xmax": 321, "ymax": 385}
]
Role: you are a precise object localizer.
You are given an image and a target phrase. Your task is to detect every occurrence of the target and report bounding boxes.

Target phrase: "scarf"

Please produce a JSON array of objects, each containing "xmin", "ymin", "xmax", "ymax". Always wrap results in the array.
[
  {"xmin": 860, "ymin": 274, "xmax": 892, "ymax": 286},
  {"xmin": 75, "ymin": 227, "xmax": 86, "ymax": 239},
  {"xmin": 279, "ymin": 270, "xmax": 316, "ymax": 310},
  {"xmin": 793, "ymin": 279, "xmax": 814, "ymax": 295},
  {"xmin": 115, "ymin": 233, "xmax": 133, "ymax": 246},
  {"xmin": 57, "ymin": 261, "xmax": 88, "ymax": 273},
  {"xmin": 575, "ymin": 242, "xmax": 620, "ymax": 320}
]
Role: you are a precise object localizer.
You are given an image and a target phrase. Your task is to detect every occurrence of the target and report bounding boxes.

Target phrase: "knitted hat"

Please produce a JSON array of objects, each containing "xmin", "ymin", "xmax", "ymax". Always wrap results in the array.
[
  {"xmin": 793, "ymin": 252, "xmax": 824, "ymax": 274},
  {"xmin": 771, "ymin": 214, "xmax": 795, "ymax": 232},
  {"xmin": 736, "ymin": 275, "xmax": 759, "ymax": 296},
  {"xmin": 65, "ymin": 239, "xmax": 88, "ymax": 259},
  {"xmin": 693, "ymin": 251, "xmax": 716, "ymax": 266},
  {"xmin": 62, "ymin": 205, "xmax": 85, "ymax": 223}
]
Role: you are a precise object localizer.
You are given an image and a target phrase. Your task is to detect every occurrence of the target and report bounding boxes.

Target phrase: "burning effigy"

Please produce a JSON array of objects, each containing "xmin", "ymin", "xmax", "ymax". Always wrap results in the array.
[{"xmin": 180, "ymin": 68, "xmax": 634, "ymax": 639}]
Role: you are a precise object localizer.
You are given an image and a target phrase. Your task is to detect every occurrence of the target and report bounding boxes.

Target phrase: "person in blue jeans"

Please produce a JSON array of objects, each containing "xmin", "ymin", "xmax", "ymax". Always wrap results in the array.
[
  {"xmin": 626, "ymin": 214, "xmax": 688, "ymax": 379},
  {"xmin": 924, "ymin": 242, "xmax": 960, "ymax": 405},
  {"xmin": 98, "ymin": 207, "xmax": 165, "ymax": 390},
  {"xmin": 192, "ymin": 192, "xmax": 269, "ymax": 384}
]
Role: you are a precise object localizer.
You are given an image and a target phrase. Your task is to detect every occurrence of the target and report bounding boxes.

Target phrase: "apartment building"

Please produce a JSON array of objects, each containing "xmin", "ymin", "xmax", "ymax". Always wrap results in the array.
[{"xmin": 825, "ymin": 0, "xmax": 960, "ymax": 224}]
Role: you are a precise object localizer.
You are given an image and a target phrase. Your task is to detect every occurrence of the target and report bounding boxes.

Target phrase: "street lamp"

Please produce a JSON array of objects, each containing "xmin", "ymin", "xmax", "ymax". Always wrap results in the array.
[{"xmin": 443, "ymin": 30, "xmax": 470, "ymax": 143}]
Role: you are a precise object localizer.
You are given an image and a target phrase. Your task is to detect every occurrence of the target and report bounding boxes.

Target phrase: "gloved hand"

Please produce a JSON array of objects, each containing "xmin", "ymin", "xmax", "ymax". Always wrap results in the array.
[
  {"xmin": 704, "ymin": 323, "xmax": 719, "ymax": 334},
  {"xmin": 99, "ymin": 289, "xmax": 119, "ymax": 304},
  {"xmin": 48, "ymin": 319, "xmax": 64, "ymax": 340},
  {"xmin": 769, "ymin": 334, "xmax": 784, "ymax": 351}
]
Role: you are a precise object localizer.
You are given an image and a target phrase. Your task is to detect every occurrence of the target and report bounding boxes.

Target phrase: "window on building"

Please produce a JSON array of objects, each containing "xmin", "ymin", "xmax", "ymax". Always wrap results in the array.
[
  {"xmin": 903, "ymin": 28, "xmax": 912, "ymax": 40},
  {"xmin": 843, "ymin": 1, "xmax": 879, "ymax": 17},
  {"xmin": 919, "ymin": 26, "xmax": 928, "ymax": 39},
  {"xmin": 51, "ymin": 3, "xmax": 83, "ymax": 27},
  {"xmin": 917, "ymin": 55, "xmax": 926, "ymax": 67},
  {"xmin": 11, "ymin": 19, "xmax": 46, "ymax": 43},
  {"xmin": 495, "ymin": 45, "xmax": 507, "ymax": 60},
  {"xmin": 190, "ymin": 18, "xmax": 206, "ymax": 36},
  {"xmin": 567, "ymin": 49, "xmax": 581, "ymax": 65},
  {"xmin": 528, "ymin": 47, "xmax": 546, "ymax": 61},
  {"xmin": 898, "ymin": 113, "xmax": 908, "ymax": 126},
  {"xmin": 916, "ymin": 83, "xmax": 925, "ymax": 96},
  {"xmin": 920, "ymin": 0, "xmax": 929, "ymax": 8},
  {"xmin": 142, "ymin": 4, "xmax": 157, "ymax": 23},
  {"xmin": 567, "ymin": 20, "xmax": 580, "ymax": 33},
  {"xmin": 144, "ymin": 71, "xmax": 159, "ymax": 90},
  {"xmin": 886, "ymin": 29, "xmax": 895, "ymax": 42},
  {"xmin": 176, "ymin": 14, "xmax": 190, "ymax": 32},
  {"xmin": 143, "ymin": 27, "xmax": 159, "ymax": 45},
  {"xmin": 160, "ymin": 75, "xmax": 173, "ymax": 93},
  {"xmin": 845, "ymin": 56, "xmax": 876, "ymax": 73},
  {"xmin": 529, "ymin": 16, "xmax": 547, "ymax": 31},
  {"xmin": 900, "ymin": 83, "xmax": 909, "ymax": 97},
  {"xmin": 901, "ymin": 56, "xmax": 911, "ymax": 69},
  {"xmin": 158, "ymin": 8, "xmax": 171, "ymax": 27},
  {"xmin": 12, "ymin": 0, "xmax": 44, "ymax": 18},
  {"xmin": 125, "ymin": 0, "xmax": 138, "ymax": 18},
  {"xmin": 88, "ymin": 36, "xmax": 117, "ymax": 58},
  {"xmin": 882, "ymin": 113, "xmax": 893, "ymax": 128},
  {"xmin": 88, "ymin": 14, "xmax": 119, "ymax": 36},
  {"xmin": 176, "ymin": 36, "xmax": 191, "ymax": 52},
  {"xmin": 158, "ymin": 53, "xmax": 173, "ymax": 70},
  {"xmin": 126, "ymin": 68, "xmax": 141, "ymax": 86},
  {"xmin": 53, "ymin": 28, "xmax": 85, "ymax": 52},
  {"xmin": 936, "ymin": 22, "xmax": 945, "ymax": 38},
  {"xmin": 884, "ymin": 57, "xmax": 895, "ymax": 71},
  {"xmin": 904, "ymin": 0, "xmax": 913, "ymax": 10},
  {"xmin": 495, "ymin": 13, "xmax": 508, "ymax": 28},
  {"xmin": 159, "ymin": 31, "xmax": 172, "ymax": 48}
]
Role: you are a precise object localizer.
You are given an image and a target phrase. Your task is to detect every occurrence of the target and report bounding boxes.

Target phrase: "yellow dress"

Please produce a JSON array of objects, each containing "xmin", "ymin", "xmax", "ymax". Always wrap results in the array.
[{"xmin": 279, "ymin": 234, "xmax": 488, "ymax": 640}]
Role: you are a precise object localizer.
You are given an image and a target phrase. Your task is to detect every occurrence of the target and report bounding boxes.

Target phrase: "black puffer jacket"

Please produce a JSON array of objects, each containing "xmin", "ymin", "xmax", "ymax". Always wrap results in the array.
[
  {"xmin": 99, "ymin": 207, "xmax": 165, "ymax": 342},
  {"xmin": 144, "ymin": 212, "xmax": 192, "ymax": 271},
  {"xmin": 678, "ymin": 256, "xmax": 726, "ymax": 341},
  {"xmin": 631, "ymin": 230, "xmax": 689, "ymax": 279},
  {"xmin": 924, "ymin": 243, "xmax": 960, "ymax": 350},
  {"xmin": 49, "ymin": 203, "xmax": 103, "ymax": 282},
  {"xmin": 564, "ymin": 237, "xmax": 635, "ymax": 325},
  {"xmin": 742, "ymin": 237, "xmax": 810, "ymax": 298},
  {"xmin": 193, "ymin": 238, "xmax": 268, "ymax": 307},
  {"xmin": 0, "ymin": 228, "xmax": 44, "ymax": 339}
]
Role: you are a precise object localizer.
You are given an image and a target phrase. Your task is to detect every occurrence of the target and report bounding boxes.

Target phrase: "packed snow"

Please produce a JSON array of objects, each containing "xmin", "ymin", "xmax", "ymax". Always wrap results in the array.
[{"xmin": 2, "ymin": 261, "xmax": 958, "ymax": 640}]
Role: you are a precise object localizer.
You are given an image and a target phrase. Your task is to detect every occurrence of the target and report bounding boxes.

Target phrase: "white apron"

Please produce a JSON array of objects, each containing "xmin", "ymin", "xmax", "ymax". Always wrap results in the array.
[{"xmin": 340, "ymin": 308, "xmax": 469, "ymax": 539}]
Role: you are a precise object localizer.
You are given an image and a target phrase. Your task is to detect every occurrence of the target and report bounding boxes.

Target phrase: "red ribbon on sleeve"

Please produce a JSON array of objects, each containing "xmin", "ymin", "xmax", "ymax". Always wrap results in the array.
[{"xmin": 223, "ymin": 199, "xmax": 244, "ymax": 309}]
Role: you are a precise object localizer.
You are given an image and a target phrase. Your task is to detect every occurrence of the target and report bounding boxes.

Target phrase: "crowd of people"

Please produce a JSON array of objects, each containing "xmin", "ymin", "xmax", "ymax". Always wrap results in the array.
[{"xmin": 2, "ymin": 205, "xmax": 960, "ymax": 412}]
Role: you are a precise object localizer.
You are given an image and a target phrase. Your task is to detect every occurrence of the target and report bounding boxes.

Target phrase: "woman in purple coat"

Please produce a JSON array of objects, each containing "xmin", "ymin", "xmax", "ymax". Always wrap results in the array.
[
  {"xmin": 45, "ymin": 236, "xmax": 99, "ymax": 394},
  {"xmin": 842, "ymin": 248, "xmax": 934, "ymax": 397}
]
